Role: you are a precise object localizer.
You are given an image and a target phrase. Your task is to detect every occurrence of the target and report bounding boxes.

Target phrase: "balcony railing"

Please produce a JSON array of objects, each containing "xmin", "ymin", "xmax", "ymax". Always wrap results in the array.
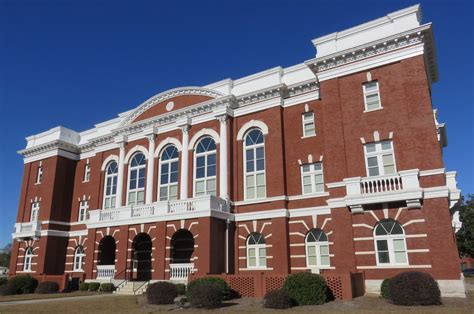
[
  {"xmin": 343, "ymin": 169, "xmax": 422, "ymax": 213},
  {"xmin": 88, "ymin": 195, "xmax": 229, "ymax": 226},
  {"xmin": 96, "ymin": 265, "xmax": 116, "ymax": 279},
  {"xmin": 169, "ymin": 263, "xmax": 194, "ymax": 281},
  {"xmin": 12, "ymin": 221, "xmax": 41, "ymax": 239}
]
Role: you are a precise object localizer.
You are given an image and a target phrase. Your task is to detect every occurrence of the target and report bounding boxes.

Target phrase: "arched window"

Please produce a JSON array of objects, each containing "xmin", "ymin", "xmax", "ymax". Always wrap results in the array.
[
  {"xmin": 306, "ymin": 229, "xmax": 330, "ymax": 268},
  {"xmin": 73, "ymin": 246, "xmax": 85, "ymax": 271},
  {"xmin": 194, "ymin": 137, "xmax": 216, "ymax": 196},
  {"xmin": 247, "ymin": 232, "xmax": 266, "ymax": 268},
  {"xmin": 127, "ymin": 153, "xmax": 146, "ymax": 205},
  {"xmin": 24, "ymin": 247, "xmax": 33, "ymax": 272},
  {"xmin": 374, "ymin": 219, "xmax": 408, "ymax": 265},
  {"xmin": 159, "ymin": 145, "xmax": 179, "ymax": 201},
  {"xmin": 103, "ymin": 161, "xmax": 118, "ymax": 209},
  {"xmin": 244, "ymin": 129, "xmax": 266, "ymax": 200}
]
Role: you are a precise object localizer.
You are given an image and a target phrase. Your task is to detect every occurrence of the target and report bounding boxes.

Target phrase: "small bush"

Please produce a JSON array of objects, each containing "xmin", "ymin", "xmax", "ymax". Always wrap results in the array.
[
  {"xmin": 263, "ymin": 289, "xmax": 293, "ymax": 309},
  {"xmin": 0, "ymin": 277, "xmax": 7, "ymax": 286},
  {"xmin": 175, "ymin": 283, "xmax": 186, "ymax": 296},
  {"xmin": 389, "ymin": 271, "xmax": 441, "ymax": 306},
  {"xmin": 0, "ymin": 285, "xmax": 14, "ymax": 296},
  {"xmin": 100, "ymin": 283, "xmax": 115, "ymax": 292},
  {"xmin": 35, "ymin": 281, "xmax": 60, "ymax": 294},
  {"xmin": 8, "ymin": 275, "xmax": 38, "ymax": 294},
  {"xmin": 146, "ymin": 282, "xmax": 178, "ymax": 305},
  {"xmin": 88, "ymin": 282, "xmax": 100, "ymax": 292},
  {"xmin": 283, "ymin": 272, "xmax": 327, "ymax": 305},
  {"xmin": 189, "ymin": 282, "xmax": 222, "ymax": 309},
  {"xmin": 187, "ymin": 277, "xmax": 230, "ymax": 301},
  {"xmin": 79, "ymin": 282, "xmax": 89, "ymax": 291},
  {"xmin": 380, "ymin": 278, "xmax": 391, "ymax": 299}
]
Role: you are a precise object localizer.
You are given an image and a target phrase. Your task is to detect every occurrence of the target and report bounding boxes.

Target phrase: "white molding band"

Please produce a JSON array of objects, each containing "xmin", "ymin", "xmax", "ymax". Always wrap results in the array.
[
  {"xmin": 188, "ymin": 128, "xmax": 221, "ymax": 149},
  {"xmin": 100, "ymin": 155, "xmax": 119, "ymax": 171},
  {"xmin": 236, "ymin": 120, "xmax": 269, "ymax": 141},
  {"xmin": 154, "ymin": 137, "xmax": 182, "ymax": 157},
  {"xmin": 124, "ymin": 145, "xmax": 149, "ymax": 164}
]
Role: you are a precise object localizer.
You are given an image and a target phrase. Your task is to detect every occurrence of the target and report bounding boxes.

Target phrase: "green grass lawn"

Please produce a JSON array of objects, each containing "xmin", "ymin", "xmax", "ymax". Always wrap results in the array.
[{"xmin": 0, "ymin": 291, "xmax": 98, "ymax": 302}]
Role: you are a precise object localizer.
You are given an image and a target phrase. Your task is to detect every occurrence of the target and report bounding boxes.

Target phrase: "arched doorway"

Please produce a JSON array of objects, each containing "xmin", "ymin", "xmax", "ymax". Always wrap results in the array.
[
  {"xmin": 132, "ymin": 233, "xmax": 152, "ymax": 281},
  {"xmin": 171, "ymin": 229, "xmax": 194, "ymax": 263},
  {"xmin": 98, "ymin": 236, "xmax": 116, "ymax": 265}
]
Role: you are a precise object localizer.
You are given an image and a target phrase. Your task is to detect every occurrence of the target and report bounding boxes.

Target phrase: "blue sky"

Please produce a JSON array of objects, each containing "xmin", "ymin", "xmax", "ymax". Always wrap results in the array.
[{"xmin": 0, "ymin": 0, "xmax": 473, "ymax": 248}]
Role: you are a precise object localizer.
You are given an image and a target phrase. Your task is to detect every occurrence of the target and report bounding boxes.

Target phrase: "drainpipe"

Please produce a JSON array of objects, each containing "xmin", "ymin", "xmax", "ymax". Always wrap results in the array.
[{"xmin": 225, "ymin": 217, "xmax": 230, "ymax": 273}]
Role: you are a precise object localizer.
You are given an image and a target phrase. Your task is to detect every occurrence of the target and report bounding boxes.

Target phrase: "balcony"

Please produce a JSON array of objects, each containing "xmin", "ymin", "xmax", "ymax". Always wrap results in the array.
[
  {"xmin": 342, "ymin": 169, "xmax": 422, "ymax": 213},
  {"xmin": 12, "ymin": 221, "xmax": 41, "ymax": 239},
  {"xmin": 87, "ymin": 195, "xmax": 229, "ymax": 228},
  {"xmin": 96, "ymin": 265, "xmax": 116, "ymax": 279}
]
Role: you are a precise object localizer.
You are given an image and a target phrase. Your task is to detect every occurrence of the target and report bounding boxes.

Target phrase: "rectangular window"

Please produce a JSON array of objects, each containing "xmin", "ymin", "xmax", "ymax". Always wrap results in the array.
[
  {"xmin": 364, "ymin": 140, "xmax": 396, "ymax": 177},
  {"xmin": 35, "ymin": 166, "xmax": 43, "ymax": 184},
  {"xmin": 83, "ymin": 164, "xmax": 91, "ymax": 182},
  {"xmin": 302, "ymin": 112, "xmax": 316, "ymax": 137},
  {"xmin": 363, "ymin": 81, "xmax": 382, "ymax": 111},
  {"xmin": 301, "ymin": 162, "xmax": 324, "ymax": 195},
  {"xmin": 244, "ymin": 145, "xmax": 266, "ymax": 200},
  {"xmin": 78, "ymin": 200, "xmax": 88, "ymax": 222},
  {"xmin": 30, "ymin": 202, "xmax": 40, "ymax": 222}
]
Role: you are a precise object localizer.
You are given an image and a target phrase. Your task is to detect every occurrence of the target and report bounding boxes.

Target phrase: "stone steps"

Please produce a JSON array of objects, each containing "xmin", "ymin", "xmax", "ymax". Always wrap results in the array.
[{"xmin": 115, "ymin": 281, "xmax": 148, "ymax": 295}]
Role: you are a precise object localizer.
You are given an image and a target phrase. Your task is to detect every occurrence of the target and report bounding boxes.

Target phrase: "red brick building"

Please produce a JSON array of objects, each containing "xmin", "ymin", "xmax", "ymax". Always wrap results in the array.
[{"xmin": 10, "ymin": 5, "xmax": 466, "ymax": 297}]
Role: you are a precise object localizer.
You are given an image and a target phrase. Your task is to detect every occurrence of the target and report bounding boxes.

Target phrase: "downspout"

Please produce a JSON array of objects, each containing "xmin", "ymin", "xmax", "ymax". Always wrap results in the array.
[{"xmin": 225, "ymin": 217, "xmax": 230, "ymax": 273}]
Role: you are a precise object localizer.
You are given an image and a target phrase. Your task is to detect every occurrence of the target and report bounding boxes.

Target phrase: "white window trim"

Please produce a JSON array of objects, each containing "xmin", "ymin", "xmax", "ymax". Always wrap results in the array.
[
  {"xmin": 35, "ymin": 167, "xmax": 43, "ymax": 185},
  {"xmin": 24, "ymin": 247, "xmax": 33, "ymax": 272},
  {"xmin": 300, "ymin": 162, "xmax": 325, "ymax": 195},
  {"xmin": 73, "ymin": 246, "xmax": 85, "ymax": 271},
  {"xmin": 83, "ymin": 163, "xmax": 91, "ymax": 183},
  {"xmin": 103, "ymin": 162, "xmax": 118, "ymax": 209},
  {"xmin": 363, "ymin": 140, "xmax": 397, "ymax": 177},
  {"xmin": 362, "ymin": 81, "xmax": 383, "ymax": 112},
  {"xmin": 246, "ymin": 243, "xmax": 267, "ymax": 269},
  {"xmin": 30, "ymin": 202, "xmax": 40, "ymax": 222},
  {"xmin": 193, "ymin": 138, "xmax": 217, "ymax": 197},
  {"xmin": 243, "ymin": 130, "xmax": 266, "ymax": 201},
  {"xmin": 78, "ymin": 200, "xmax": 88, "ymax": 222},
  {"xmin": 305, "ymin": 231, "xmax": 330, "ymax": 270},
  {"xmin": 126, "ymin": 154, "xmax": 146, "ymax": 206},
  {"xmin": 301, "ymin": 112, "xmax": 316, "ymax": 138},
  {"xmin": 374, "ymin": 230, "xmax": 409, "ymax": 267},
  {"xmin": 158, "ymin": 147, "xmax": 179, "ymax": 201}
]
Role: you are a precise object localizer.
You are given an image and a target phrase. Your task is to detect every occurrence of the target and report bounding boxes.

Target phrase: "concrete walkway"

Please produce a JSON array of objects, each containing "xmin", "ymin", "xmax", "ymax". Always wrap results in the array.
[{"xmin": 0, "ymin": 293, "xmax": 118, "ymax": 306}]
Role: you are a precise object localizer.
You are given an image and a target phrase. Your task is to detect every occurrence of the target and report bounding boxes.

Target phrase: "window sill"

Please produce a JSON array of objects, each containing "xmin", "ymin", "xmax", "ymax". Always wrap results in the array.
[
  {"xmin": 82, "ymin": 180, "xmax": 90, "ymax": 183},
  {"xmin": 233, "ymin": 195, "xmax": 286, "ymax": 206},
  {"xmin": 241, "ymin": 267, "xmax": 273, "ymax": 271},
  {"xmin": 363, "ymin": 107, "xmax": 383, "ymax": 113},
  {"xmin": 301, "ymin": 134, "xmax": 317, "ymax": 139},
  {"xmin": 34, "ymin": 182, "xmax": 41, "ymax": 186},
  {"xmin": 288, "ymin": 192, "xmax": 329, "ymax": 201}
]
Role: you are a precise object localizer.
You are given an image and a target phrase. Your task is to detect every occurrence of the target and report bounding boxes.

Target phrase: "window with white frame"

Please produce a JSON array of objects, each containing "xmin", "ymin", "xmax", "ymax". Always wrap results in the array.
[
  {"xmin": 83, "ymin": 163, "xmax": 91, "ymax": 182},
  {"xmin": 374, "ymin": 219, "xmax": 408, "ymax": 265},
  {"xmin": 73, "ymin": 246, "xmax": 85, "ymax": 271},
  {"xmin": 302, "ymin": 112, "xmax": 316, "ymax": 137},
  {"xmin": 78, "ymin": 200, "xmax": 88, "ymax": 222},
  {"xmin": 364, "ymin": 140, "xmax": 396, "ymax": 177},
  {"xmin": 194, "ymin": 137, "xmax": 217, "ymax": 196},
  {"xmin": 30, "ymin": 202, "xmax": 40, "ymax": 222},
  {"xmin": 306, "ymin": 229, "xmax": 330, "ymax": 268},
  {"xmin": 24, "ymin": 247, "xmax": 33, "ymax": 271},
  {"xmin": 36, "ymin": 166, "xmax": 43, "ymax": 184},
  {"xmin": 247, "ymin": 232, "xmax": 266, "ymax": 268},
  {"xmin": 159, "ymin": 145, "xmax": 179, "ymax": 201},
  {"xmin": 301, "ymin": 162, "xmax": 324, "ymax": 194},
  {"xmin": 244, "ymin": 129, "xmax": 266, "ymax": 200},
  {"xmin": 127, "ymin": 153, "xmax": 146, "ymax": 205},
  {"xmin": 363, "ymin": 81, "xmax": 382, "ymax": 111},
  {"xmin": 103, "ymin": 161, "xmax": 118, "ymax": 209}
]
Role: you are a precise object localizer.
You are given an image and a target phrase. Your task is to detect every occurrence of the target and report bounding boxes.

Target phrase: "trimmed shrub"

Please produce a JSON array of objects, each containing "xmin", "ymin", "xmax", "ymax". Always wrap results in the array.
[
  {"xmin": 0, "ymin": 277, "xmax": 7, "ymax": 286},
  {"xmin": 7, "ymin": 275, "xmax": 38, "ymax": 294},
  {"xmin": 380, "ymin": 278, "xmax": 391, "ymax": 299},
  {"xmin": 263, "ymin": 289, "xmax": 293, "ymax": 309},
  {"xmin": 146, "ymin": 282, "xmax": 178, "ymax": 305},
  {"xmin": 79, "ymin": 282, "xmax": 89, "ymax": 291},
  {"xmin": 35, "ymin": 281, "xmax": 60, "ymax": 294},
  {"xmin": 389, "ymin": 271, "xmax": 441, "ymax": 306},
  {"xmin": 189, "ymin": 282, "xmax": 222, "ymax": 309},
  {"xmin": 186, "ymin": 277, "xmax": 230, "ymax": 301},
  {"xmin": 88, "ymin": 282, "xmax": 100, "ymax": 292},
  {"xmin": 0, "ymin": 284, "xmax": 14, "ymax": 296},
  {"xmin": 100, "ymin": 283, "xmax": 115, "ymax": 292},
  {"xmin": 175, "ymin": 283, "xmax": 186, "ymax": 296},
  {"xmin": 283, "ymin": 272, "xmax": 327, "ymax": 305}
]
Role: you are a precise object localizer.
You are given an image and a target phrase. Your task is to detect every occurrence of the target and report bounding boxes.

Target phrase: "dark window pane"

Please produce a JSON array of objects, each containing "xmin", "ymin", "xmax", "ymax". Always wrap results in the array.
[
  {"xmin": 207, "ymin": 165, "xmax": 216, "ymax": 177},
  {"xmin": 170, "ymin": 172, "xmax": 178, "ymax": 182},
  {"xmin": 246, "ymin": 149, "xmax": 254, "ymax": 161},
  {"xmin": 256, "ymin": 159, "xmax": 265, "ymax": 171},
  {"xmin": 256, "ymin": 147, "xmax": 264, "ymax": 159},
  {"xmin": 376, "ymin": 240, "xmax": 388, "ymax": 251},
  {"xmin": 196, "ymin": 167, "xmax": 205, "ymax": 178},
  {"xmin": 161, "ymin": 164, "xmax": 169, "ymax": 174},
  {"xmin": 171, "ymin": 161, "xmax": 178, "ymax": 172},
  {"xmin": 246, "ymin": 161, "xmax": 254, "ymax": 172},
  {"xmin": 197, "ymin": 156, "xmax": 205, "ymax": 167},
  {"xmin": 208, "ymin": 153, "xmax": 216, "ymax": 165},
  {"xmin": 378, "ymin": 252, "xmax": 390, "ymax": 263},
  {"xmin": 138, "ymin": 178, "xmax": 145, "ymax": 188}
]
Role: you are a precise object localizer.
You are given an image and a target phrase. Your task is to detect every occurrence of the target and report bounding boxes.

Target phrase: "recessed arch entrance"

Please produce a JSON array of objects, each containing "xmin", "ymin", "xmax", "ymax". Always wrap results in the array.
[
  {"xmin": 171, "ymin": 229, "xmax": 194, "ymax": 263},
  {"xmin": 132, "ymin": 233, "xmax": 152, "ymax": 281},
  {"xmin": 98, "ymin": 235, "xmax": 116, "ymax": 265}
]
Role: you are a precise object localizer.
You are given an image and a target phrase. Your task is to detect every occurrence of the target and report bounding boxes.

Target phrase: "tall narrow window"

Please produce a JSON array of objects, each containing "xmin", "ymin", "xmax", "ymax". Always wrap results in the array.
[
  {"xmin": 301, "ymin": 162, "xmax": 324, "ymax": 194},
  {"xmin": 127, "ymin": 153, "xmax": 146, "ymax": 205},
  {"xmin": 103, "ymin": 161, "xmax": 118, "ymax": 209},
  {"xmin": 73, "ymin": 246, "xmax": 85, "ymax": 271},
  {"xmin": 24, "ymin": 247, "xmax": 33, "ymax": 271},
  {"xmin": 364, "ymin": 140, "xmax": 396, "ymax": 177},
  {"xmin": 374, "ymin": 219, "xmax": 408, "ymax": 266},
  {"xmin": 30, "ymin": 202, "xmax": 40, "ymax": 222},
  {"xmin": 159, "ymin": 145, "xmax": 179, "ymax": 201},
  {"xmin": 78, "ymin": 200, "xmax": 89, "ymax": 222},
  {"xmin": 247, "ymin": 232, "xmax": 266, "ymax": 268},
  {"xmin": 36, "ymin": 166, "xmax": 43, "ymax": 184},
  {"xmin": 194, "ymin": 137, "xmax": 217, "ymax": 196},
  {"xmin": 302, "ymin": 112, "xmax": 316, "ymax": 137},
  {"xmin": 363, "ymin": 81, "xmax": 382, "ymax": 111},
  {"xmin": 306, "ymin": 229, "xmax": 330, "ymax": 268},
  {"xmin": 83, "ymin": 163, "xmax": 91, "ymax": 182},
  {"xmin": 244, "ymin": 129, "xmax": 266, "ymax": 200}
]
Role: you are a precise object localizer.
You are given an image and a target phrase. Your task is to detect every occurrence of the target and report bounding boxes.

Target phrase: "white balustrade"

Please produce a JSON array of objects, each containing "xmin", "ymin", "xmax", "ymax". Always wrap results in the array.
[
  {"xmin": 12, "ymin": 221, "xmax": 41, "ymax": 239},
  {"xmin": 131, "ymin": 204, "xmax": 155, "ymax": 217},
  {"xmin": 96, "ymin": 265, "xmax": 116, "ymax": 279},
  {"xmin": 169, "ymin": 263, "xmax": 194, "ymax": 280},
  {"xmin": 168, "ymin": 199, "xmax": 197, "ymax": 214},
  {"xmin": 360, "ymin": 174, "xmax": 403, "ymax": 194}
]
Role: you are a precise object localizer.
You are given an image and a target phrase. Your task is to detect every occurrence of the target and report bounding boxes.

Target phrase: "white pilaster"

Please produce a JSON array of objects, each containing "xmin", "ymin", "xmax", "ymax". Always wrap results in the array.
[
  {"xmin": 178, "ymin": 120, "xmax": 190, "ymax": 199},
  {"xmin": 115, "ymin": 136, "xmax": 127, "ymax": 208},
  {"xmin": 145, "ymin": 129, "xmax": 156, "ymax": 204},
  {"xmin": 218, "ymin": 115, "xmax": 229, "ymax": 199}
]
